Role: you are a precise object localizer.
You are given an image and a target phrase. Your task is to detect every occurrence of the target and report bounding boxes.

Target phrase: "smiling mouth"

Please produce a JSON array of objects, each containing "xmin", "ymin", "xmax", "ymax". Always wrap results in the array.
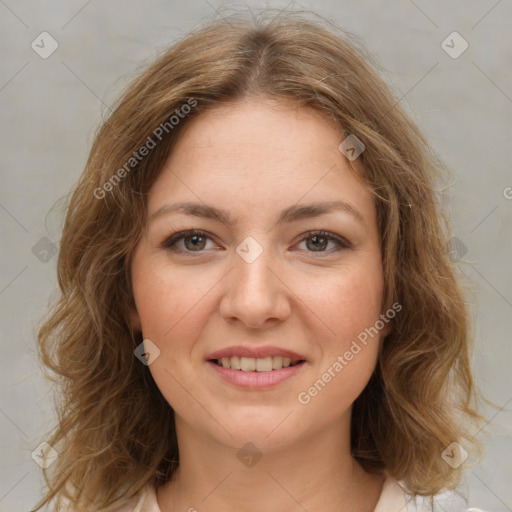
[{"xmin": 209, "ymin": 356, "xmax": 305, "ymax": 372}]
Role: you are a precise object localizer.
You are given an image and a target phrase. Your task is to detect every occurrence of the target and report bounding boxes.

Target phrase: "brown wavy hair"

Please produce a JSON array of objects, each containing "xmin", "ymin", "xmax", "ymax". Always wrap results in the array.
[{"xmin": 33, "ymin": 8, "xmax": 486, "ymax": 511}]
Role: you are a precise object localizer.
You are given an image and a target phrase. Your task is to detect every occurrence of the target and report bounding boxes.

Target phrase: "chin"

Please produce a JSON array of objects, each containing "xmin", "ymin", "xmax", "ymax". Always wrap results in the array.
[{"xmin": 210, "ymin": 409, "xmax": 300, "ymax": 449}]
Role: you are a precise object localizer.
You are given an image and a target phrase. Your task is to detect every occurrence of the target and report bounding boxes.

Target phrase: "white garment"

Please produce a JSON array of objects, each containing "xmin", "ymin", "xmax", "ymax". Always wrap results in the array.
[{"xmin": 103, "ymin": 476, "xmax": 488, "ymax": 512}]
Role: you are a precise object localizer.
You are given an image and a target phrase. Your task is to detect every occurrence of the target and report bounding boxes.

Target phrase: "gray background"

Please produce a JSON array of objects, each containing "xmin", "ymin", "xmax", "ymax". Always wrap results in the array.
[{"xmin": 1, "ymin": 1, "xmax": 511, "ymax": 510}]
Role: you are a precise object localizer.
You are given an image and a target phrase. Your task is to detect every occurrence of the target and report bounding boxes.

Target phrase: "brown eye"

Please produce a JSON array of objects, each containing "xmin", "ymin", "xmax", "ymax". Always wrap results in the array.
[
  {"xmin": 162, "ymin": 230, "xmax": 216, "ymax": 254},
  {"xmin": 297, "ymin": 231, "xmax": 350, "ymax": 253},
  {"xmin": 162, "ymin": 229, "xmax": 350, "ymax": 256},
  {"xmin": 306, "ymin": 235, "xmax": 328, "ymax": 251},
  {"xmin": 183, "ymin": 234, "xmax": 207, "ymax": 251}
]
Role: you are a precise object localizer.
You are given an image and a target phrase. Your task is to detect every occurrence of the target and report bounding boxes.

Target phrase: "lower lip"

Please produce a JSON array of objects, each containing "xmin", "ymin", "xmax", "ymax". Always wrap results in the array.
[{"xmin": 207, "ymin": 360, "xmax": 305, "ymax": 389}]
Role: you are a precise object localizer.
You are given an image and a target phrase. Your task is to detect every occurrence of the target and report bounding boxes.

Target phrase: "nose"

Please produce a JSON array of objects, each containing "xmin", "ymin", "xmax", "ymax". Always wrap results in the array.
[{"xmin": 219, "ymin": 239, "xmax": 291, "ymax": 329}]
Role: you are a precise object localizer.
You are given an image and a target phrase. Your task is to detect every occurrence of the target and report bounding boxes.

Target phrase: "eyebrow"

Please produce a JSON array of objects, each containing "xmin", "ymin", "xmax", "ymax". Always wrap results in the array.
[{"xmin": 149, "ymin": 200, "xmax": 366, "ymax": 227}]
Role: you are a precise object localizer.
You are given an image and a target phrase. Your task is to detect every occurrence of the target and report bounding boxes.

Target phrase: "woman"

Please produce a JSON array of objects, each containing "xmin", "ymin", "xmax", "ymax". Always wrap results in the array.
[{"xmin": 33, "ymin": 9, "xmax": 485, "ymax": 512}]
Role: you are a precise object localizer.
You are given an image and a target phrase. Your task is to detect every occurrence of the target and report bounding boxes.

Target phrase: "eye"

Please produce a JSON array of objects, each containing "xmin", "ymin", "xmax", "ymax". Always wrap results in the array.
[
  {"xmin": 162, "ymin": 230, "xmax": 218, "ymax": 254},
  {"xmin": 296, "ymin": 230, "xmax": 351, "ymax": 253},
  {"xmin": 162, "ymin": 229, "xmax": 350, "ymax": 256}
]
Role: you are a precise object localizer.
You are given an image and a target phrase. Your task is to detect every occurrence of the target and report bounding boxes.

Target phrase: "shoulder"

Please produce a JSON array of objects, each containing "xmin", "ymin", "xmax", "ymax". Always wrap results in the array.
[
  {"xmin": 378, "ymin": 477, "xmax": 490, "ymax": 512},
  {"xmin": 374, "ymin": 477, "xmax": 408, "ymax": 512},
  {"xmin": 57, "ymin": 482, "xmax": 160, "ymax": 512},
  {"xmin": 103, "ymin": 484, "xmax": 160, "ymax": 512}
]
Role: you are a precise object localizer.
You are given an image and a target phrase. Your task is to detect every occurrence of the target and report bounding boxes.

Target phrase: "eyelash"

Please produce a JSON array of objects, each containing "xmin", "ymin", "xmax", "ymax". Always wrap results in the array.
[{"xmin": 161, "ymin": 229, "xmax": 351, "ymax": 256}]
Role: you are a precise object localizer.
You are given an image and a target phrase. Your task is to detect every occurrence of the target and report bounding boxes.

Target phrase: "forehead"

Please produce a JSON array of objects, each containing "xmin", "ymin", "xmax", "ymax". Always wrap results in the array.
[
  {"xmin": 147, "ymin": 97, "xmax": 375, "ymax": 226},
  {"xmin": 173, "ymin": 96, "xmax": 342, "ymax": 164}
]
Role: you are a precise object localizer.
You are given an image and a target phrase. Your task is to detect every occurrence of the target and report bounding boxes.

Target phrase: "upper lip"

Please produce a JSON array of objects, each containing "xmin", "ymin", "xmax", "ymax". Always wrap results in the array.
[{"xmin": 207, "ymin": 345, "xmax": 306, "ymax": 361}]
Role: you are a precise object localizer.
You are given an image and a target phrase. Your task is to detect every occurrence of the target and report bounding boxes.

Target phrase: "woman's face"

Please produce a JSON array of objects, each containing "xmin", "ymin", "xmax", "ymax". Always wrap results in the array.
[{"xmin": 130, "ymin": 97, "xmax": 389, "ymax": 451}]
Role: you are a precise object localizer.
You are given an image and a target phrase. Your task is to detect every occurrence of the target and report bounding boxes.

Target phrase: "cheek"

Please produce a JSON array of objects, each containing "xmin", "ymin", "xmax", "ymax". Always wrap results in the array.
[
  {"xmin": 131, "ymin": 256, "xmax": 208, "ymax": 342},
  {"xmin": 299, "ymin": 261, "xmax": 384, "ymax": 393},
  {"xmin": 303, "ymin": 261, "xmax": 384, "ymax": 344},
  {"xmin": 298, "ymin": 346, "xmax": 379, "ymax": 422},
  {"xmin": 130, "ymin": 256, "xmax": 209, "ymax": 406},
  {"xmin": 297, "ymin": 273, "xmax": 383, "ymax": 416}
]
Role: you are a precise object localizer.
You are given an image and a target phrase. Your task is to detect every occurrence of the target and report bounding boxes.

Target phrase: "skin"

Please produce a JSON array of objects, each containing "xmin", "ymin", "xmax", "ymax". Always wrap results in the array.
[{"xmin": 130, "ymin": 96, "xmax": 391, "ymax": 512}]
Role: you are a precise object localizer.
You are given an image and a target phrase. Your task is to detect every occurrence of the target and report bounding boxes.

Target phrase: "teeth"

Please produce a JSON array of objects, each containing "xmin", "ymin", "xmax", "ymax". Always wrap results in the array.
[
  {"xmin": 215, "ymin": 356, "xmax": 301, "ymax": 371},
  {"xmin": 256, "ymin": 357, "xmax": 273, "ymax": 372},
  {"xmin": 272, "ymin": 356, "xmax": 283, "ymax": 369},
  {"xmin": 240, "ymin": 357, "xmax": 256, "ymax": 371}
]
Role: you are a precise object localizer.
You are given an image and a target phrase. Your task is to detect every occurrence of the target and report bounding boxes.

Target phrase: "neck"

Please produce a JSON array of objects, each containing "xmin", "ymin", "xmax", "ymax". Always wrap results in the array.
[{"xmin": 156, "ymin": 414, "xmax": 384, "ymax": 512}]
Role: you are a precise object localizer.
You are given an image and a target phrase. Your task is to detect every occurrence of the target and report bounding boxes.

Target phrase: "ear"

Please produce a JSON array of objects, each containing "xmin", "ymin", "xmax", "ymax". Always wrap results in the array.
[
  {"xmin": 381, "ymin": 320, "xmax": 392, "ymax": 338},
  {"xmin": 129, "ymin": 303, "xmax": 142, "ymax": 332},
  {"xmin": 380, "ymin": 314, "xmax": 393, "ymax": 338}
]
